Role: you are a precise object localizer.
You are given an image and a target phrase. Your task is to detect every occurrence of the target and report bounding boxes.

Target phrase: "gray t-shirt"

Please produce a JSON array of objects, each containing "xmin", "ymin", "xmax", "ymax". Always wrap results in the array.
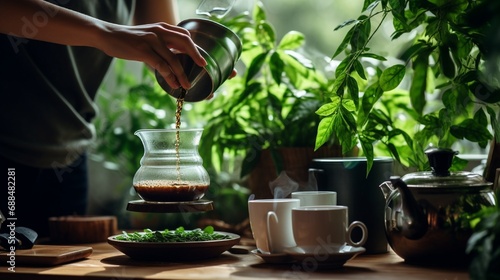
[{"xmin": 0, "ymin": 0, "xmax": 135, "ymax": 168}]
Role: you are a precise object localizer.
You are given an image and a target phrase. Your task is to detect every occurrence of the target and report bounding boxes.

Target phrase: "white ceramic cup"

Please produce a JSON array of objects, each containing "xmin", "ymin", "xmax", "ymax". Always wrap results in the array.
[
  {"xmin": 291, "ymin": 191, "xmax": 337, "ymax": 206},
  {"xmin": 248, "ymin": 198, "xmax": 300, "ymax": 254},
  {"xmin": 291, "ymin": 205, "xmax": 368, "ymax": 253}
]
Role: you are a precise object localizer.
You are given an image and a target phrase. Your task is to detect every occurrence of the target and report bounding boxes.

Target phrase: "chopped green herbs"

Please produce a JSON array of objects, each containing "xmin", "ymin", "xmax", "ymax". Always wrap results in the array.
[{"xmin": 115, "ymin": 226, "xmax": 231, "ymax": 242}]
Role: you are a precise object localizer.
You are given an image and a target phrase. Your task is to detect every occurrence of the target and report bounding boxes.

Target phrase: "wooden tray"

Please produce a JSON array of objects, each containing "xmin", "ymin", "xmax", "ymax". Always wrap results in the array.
[{"xmin": 0, "ymin": 245, "xmax": 92, "ymax": 266}]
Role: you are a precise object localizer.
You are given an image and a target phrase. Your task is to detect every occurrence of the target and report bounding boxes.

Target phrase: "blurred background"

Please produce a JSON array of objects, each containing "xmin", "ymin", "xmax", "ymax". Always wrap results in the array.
[{"xmin": 87, "ymin": 0, "xmax": 490, "ymax": 230}]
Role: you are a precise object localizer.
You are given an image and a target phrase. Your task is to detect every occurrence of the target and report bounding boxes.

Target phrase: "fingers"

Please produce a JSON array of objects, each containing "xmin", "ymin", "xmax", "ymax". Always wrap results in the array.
[
  {"xmin": 153, "ymin": 22, "xmax": 206, "ymax": 68},
  {"xmin": 151, "ymin": 43, "xmax": 190, "ymax": 89},
  {"xmin": 229, "ymin": 69, "xmax": 237, "ymax": 79},
  {"xmin": 149, "ymin": 24, "xmax": 207, "ymax": 89},
  {"xmin": 154, "ymin": 60, "xmax": 181, "ymax": 90},
  {"xmin": 99, "ymin": 22, "xmax": 208, "ymax": 90}
]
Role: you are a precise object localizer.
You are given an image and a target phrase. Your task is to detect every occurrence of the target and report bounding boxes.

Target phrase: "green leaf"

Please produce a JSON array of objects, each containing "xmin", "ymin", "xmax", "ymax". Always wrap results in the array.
[
  {"xmin": 379, "ymin": 64, "xmax": 406, "ymax": 91},
  {"xmin": 283, "ymin": 50, "xmax": 314, "ymax": 69},
  {"xmin": 350, "ymin": 16, "xmax": 370, "ymax": 52},
  {"xmin": 363, "ymin": 0, "xmax": 379, "ymax": 12},
  {"xmin": 245, "ymin": 52, "xmax": 268, "ymax": 85},
  {"xmin": 315, "ymin": 115, "xmax": 335, "ymax": 150},
  {"xmin": 399, "ymin": 42, "xmax": 429, "ymax": 62},
  {"xmin": 342, "ymin": 98, "xmax": 356, "ymax": 112},
  {"xmin": 347, "ymin": 75, "xmax": 360, "ymax": 107},
  {"xmin": 203, "ymin": 225, "xmax": 215, "ymax": 234},
  {"xmin": 331, "ymin": 71, "xmax": 347, "ymax": 97},
  {"xmin": 486, "ymin": 106, "xmax": 500, "ymax": 140},
  {"xmin": 360, "ymin": 52, "xmax": 387, "ymax": 61},
  {"xmin": 386, "ymin": 142, "xmax": 401, "ymax": 163},
  {"xmin": 336, "ymin": 108, "xmax": 357, "ymax": 154},
  {"xmin": 359, "ymin": 135, "xmax": 374, "ymax": 175},
  {"xmin": 389, "ymin": 0, "xmax": 405, "ymax": 14},
  {"xmin": 450, "ymin": 119, "xmax": 493, "ymax": 143},
  {"xmin": 256, "ymin": 21, "xmax": 275, "ymax": 48},
  {"xmin": 278, "ymin": 30, "xmax": 305, "ymax": 50},
  {"xmin": 474, "ymin": 108, "xmax": 488, "ymax": 127},
  {"xmin": 253, "ymin": 1, "xmax": 266, "ymax": 22},
  {"xmin": 358, "ymin": 83, "xmax": 383, "ymax": 126},
  {"xmin": 442, "ymin": 88, "xmax": 458, "ymax": 113},
  {"xmin": 391, "ymin": 15, "xmax": 408, "ymax": 37},
  {"xmin": 335, "ymin": 57, "xmax": 349, "ymax": 78},
  {"xmin": 334, "ymin": 19, "xmax": 358, "ymax": 31},
  {"xmin": 353, "ymin": 59, "xmax": 367, "ymax": 80},
  {"xmin": 235, "ymin": 82, "xmax": 263, "ymax": 105},
  {"xmin": 439, "ymin": 45, "xmax": 456, "ymax": 79},
  {"xmin": 341, "ymin": 103, "xmax": 357, "ymax": 132},
  {"xmin": 316, "ymin": 97, "xmax": 341, "ymax": 116},
  {"xmin": 269, "ymin": 51, "xmax": 284, "ymax": 85},
  {"xmin": 333, "ymin": 25, "xmax": 356, "ymax": 58},
  {"xmin": 409, "ymin": 53, "xmax": 428, "ymax": 115}
]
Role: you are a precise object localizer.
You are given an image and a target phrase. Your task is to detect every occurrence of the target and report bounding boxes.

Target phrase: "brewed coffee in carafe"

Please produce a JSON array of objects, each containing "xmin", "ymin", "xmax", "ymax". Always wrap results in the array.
[{"xmin": 132, "ymin": 105, "xmax": 209, "ymax": 202}]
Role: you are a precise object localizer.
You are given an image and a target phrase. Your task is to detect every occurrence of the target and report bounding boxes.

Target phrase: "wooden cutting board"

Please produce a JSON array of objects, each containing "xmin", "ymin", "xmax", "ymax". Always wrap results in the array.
[{"xmin": 0, "ymin": 245, "xmax": 92, "ymax": 266}]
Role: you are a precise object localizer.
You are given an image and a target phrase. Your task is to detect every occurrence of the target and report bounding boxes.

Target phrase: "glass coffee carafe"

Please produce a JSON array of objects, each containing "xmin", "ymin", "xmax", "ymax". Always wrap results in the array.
[{"xmin": 133, "ymin": 128, "xmax": 210, "ymax": 202}]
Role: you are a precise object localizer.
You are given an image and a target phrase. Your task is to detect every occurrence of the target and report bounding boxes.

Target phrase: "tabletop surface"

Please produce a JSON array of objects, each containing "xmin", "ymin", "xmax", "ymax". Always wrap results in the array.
[{"xmin": 0, "ymin": 241, "xmax": 470, "ymax": 280}]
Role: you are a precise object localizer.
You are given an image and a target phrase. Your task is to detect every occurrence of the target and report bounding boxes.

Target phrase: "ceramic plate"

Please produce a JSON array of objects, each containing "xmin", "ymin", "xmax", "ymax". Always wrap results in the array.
[
  {"xmin": 284, "ymin": 245, "xmax": 365, "ymax": 268},
  {"xmin": 251, "ymin": 249, "xmax": 294, "ymax": 264},
  {"xmin": 108, "ymin": 231, "xmax": 240, "ymax": 261}
]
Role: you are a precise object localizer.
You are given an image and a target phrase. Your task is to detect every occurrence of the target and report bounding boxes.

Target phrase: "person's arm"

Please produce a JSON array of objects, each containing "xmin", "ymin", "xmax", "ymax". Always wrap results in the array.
[
  {"xmin": 133, "ymin": 0, "xmax": 237, "ymax": 84},
  {"xmin": 133, "ymin": 0, "xmax": 180, "ymax": 25},
  {"xmin": 0, "ymin": 0, "xmax": 205, "ymax": 90}
]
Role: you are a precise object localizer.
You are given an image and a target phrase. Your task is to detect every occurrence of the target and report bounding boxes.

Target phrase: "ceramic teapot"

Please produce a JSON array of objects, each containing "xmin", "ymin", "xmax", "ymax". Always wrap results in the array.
[{"xmin": 379, "ymin": 148, "xmax": 497, "ymax": 264}]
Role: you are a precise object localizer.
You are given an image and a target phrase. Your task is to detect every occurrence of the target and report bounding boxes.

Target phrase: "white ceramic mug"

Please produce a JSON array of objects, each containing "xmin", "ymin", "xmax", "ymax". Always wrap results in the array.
[
  {"xmin": 291, "ymin": 191, "xmax": 337, "ymax": 206},
  {"xmin": 248, "ymin": 198, "xmax": 300, "ymax": 254},
  {"xmin": 291, "ymin": 205, "xmax": 368, "ymax": 253}
]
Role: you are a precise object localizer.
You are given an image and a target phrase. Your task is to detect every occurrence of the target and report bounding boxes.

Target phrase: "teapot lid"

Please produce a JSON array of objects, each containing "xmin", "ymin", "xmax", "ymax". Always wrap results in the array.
[{"xmin": 401, "ymin": 148, "xmax": 492, "ymax": 188}]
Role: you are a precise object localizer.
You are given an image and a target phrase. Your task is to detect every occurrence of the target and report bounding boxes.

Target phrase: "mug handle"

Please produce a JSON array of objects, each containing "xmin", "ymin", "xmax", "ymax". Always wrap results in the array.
[
  {"xmin": 266, "ymin": 211, "xmax": 278, "ymax": 253},
  {"xmin": 346, "ymin": 221, "xmax": 368, "ymax": 247}
]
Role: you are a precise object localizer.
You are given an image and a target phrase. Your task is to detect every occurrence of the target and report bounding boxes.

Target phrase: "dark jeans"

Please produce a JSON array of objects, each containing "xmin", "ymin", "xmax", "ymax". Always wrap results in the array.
[{"xmin": 0, "ymin": 153, "xmax": 88, "ymax": 237}]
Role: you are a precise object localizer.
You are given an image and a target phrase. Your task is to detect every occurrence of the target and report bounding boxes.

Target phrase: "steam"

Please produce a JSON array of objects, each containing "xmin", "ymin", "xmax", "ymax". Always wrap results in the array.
[{"xmin": 269, "ymin": 171, "xmax": 299, "ymax": 198}]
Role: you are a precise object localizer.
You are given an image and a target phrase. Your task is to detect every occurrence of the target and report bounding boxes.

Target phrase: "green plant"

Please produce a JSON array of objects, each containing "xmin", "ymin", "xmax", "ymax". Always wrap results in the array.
[
  {"xmin": 92, "ymin": 61, "xmax": 250, "ymax": 226},
  {"xmin": 315, "ymin": 0, "xmax": 500, "ymax": 173},
  {"xmin": 466, "ymin": 190, "xmax": 500, "ymax": 279},
  {"xmin": 198, "ymin": 1, "xmax": 329, "ymax": 177},
  {"xmin": 92, "ymin": 61, "xmax": 178, "ymax": 179},
  {"xmin": 115, "ymin": 226, "xmax": 231, "ymax": 242}
]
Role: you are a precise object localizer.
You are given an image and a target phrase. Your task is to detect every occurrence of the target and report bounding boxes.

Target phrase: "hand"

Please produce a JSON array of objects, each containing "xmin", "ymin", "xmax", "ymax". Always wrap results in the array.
[{"xmin": 97, "ymin": 22, "xmax": 207, "ymax": 90}]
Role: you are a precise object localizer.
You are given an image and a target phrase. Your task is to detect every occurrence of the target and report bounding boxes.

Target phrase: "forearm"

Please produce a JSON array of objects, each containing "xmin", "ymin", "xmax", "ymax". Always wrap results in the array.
[
  {"xmin": 0, "ymin": 0, "xmax": 108, "ymax": 48},
  {"xmin": 0, "ymin": 0, "xmax": 206, "ymax": 90},
  {"xmin": 133, "ymin": 0, "xmax": 179, "ymax": 25}
]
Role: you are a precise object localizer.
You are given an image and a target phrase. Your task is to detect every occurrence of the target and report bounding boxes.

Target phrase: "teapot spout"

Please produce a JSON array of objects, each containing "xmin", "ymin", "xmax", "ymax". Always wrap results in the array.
[
  {"xmin": 379, "ymin": 180, "xmax": 395, "ymax": 200},
  {"xmin": 390, "ymin": 176, "xmax": 428, "ymax": 240}
]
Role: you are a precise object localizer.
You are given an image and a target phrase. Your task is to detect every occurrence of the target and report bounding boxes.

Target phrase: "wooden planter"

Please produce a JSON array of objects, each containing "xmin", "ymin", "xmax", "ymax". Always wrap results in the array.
[{"xmin": 246, "ymin": 146, "xmax": 342, "ymax": 199}]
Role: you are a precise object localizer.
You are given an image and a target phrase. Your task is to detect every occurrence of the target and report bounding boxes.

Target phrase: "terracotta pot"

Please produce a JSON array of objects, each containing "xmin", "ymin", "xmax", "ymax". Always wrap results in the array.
[{"xmin": 246, "ymin": 146, "xmax": 342, "ymax": 199}]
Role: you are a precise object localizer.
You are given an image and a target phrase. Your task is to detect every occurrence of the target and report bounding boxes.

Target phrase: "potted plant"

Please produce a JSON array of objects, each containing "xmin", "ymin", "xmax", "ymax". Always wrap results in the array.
[
  {"xmin": 314, "ymin": 0, "xmax": 499, "ymax": 175},
  {"xmin": 197, "ymin": 1, "xmax": 343, "ymax": 198},
  {"xmin": 313, "ymin": 0, "xmax": 500, "ymax": 274}
]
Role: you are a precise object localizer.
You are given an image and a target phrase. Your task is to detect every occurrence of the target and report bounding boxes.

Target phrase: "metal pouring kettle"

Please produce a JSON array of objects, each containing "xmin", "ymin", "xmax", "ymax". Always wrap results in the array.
[
  {"xmin": 378, "ymin": 148, "xmax": 497, "ymax": 264},
  {"xmin": 156, "ymin": 18, "xmax": 242, "ymax": 102}
]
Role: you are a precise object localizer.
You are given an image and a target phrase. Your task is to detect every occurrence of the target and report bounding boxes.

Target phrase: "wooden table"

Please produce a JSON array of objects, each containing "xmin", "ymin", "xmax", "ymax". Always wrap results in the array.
[{"xmin": 1, "ymin": 242, "xmax": 469, "ymax": 280}]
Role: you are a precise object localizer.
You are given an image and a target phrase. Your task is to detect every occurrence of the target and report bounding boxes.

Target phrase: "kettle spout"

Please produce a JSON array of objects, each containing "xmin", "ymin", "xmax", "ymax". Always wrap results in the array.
[{"xmin": 390, "ymin": 176, "xmax": 428, "ymax": 240}]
